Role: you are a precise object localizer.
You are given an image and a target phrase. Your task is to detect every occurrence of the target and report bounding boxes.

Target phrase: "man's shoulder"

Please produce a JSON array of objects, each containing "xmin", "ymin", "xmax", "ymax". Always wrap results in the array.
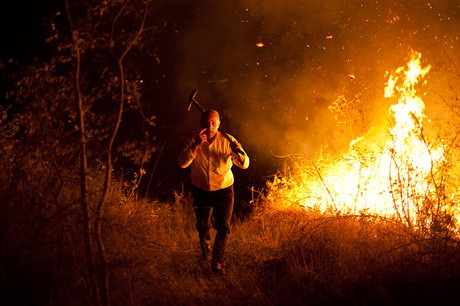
[{"xmin": 218, "ymin": 131, "xmax": 237, "ymax": 142}]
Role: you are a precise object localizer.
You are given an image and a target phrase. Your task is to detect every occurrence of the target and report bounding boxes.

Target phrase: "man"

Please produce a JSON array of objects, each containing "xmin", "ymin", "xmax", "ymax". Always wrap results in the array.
[{"xmin": 177, "ymin": 109, "xmax": 249, "ymax": 274}]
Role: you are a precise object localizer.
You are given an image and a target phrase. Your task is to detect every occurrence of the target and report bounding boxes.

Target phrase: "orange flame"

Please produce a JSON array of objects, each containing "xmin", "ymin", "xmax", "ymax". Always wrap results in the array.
[{"xmin": 267, "ymin": 51, "xmax": 454, "ymax": 230}]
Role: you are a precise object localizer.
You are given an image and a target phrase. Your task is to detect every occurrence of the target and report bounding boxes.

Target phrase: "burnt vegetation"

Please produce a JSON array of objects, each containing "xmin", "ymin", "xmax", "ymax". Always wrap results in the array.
[{"xmin": 1, "ymin": 1, "xmax": 460, "ymax": 306}]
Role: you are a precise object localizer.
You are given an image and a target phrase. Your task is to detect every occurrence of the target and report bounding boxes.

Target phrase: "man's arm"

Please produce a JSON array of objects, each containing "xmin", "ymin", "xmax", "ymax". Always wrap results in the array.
[
  {"xmin": 177, "ymin": 141, "xmax": 195, "ymax": 168},
  {"xmin": 226, "ymin": 135, "xmax": 249, "ymax": 169},
  {"xmin": 177, "ymin": 129, "xmax": 207, "ymax": 168}
]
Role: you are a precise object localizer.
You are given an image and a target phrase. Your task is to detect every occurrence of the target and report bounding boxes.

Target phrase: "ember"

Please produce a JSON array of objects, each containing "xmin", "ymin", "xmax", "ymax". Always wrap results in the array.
[{"xmin": 266, "ymin": 51, "xmax": 459, "ymax": 233}]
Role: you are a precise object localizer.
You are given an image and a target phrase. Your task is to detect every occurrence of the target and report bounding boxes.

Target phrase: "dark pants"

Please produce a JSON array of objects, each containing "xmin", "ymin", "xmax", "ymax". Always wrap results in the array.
[{"xmin": 192, "ymin": 185, "xmax": 234, "ymax": 266}]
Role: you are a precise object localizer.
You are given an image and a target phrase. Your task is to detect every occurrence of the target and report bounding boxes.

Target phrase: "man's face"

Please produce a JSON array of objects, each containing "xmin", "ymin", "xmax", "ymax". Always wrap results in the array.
[{"xmin": 201, "ymin": 112, "xmax": 220, "ymax": 139}]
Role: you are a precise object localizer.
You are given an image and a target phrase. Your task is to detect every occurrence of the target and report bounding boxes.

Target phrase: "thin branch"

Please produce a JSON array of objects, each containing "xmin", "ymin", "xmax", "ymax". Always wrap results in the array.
[
  {"xmin": 388, "ymin": 148, "xmax": 407, "ymax": 227},
  {"xmin": 109, "ymin": 0, "xmax": 130, "ymax": 48},
  {"xmin": 64, "ymin": 0, "xmax": 96, "ymax": 303},
  {"xmin": 144, "ymin": 142, "xmax": 165, "ymax": 197},
  {"xmin": 312, "ymin": 162, "xmax": 338, "ymax": 212},
  {"xmin": 95, "ymin": 2, "xmax": 151, "ymax": 306}
]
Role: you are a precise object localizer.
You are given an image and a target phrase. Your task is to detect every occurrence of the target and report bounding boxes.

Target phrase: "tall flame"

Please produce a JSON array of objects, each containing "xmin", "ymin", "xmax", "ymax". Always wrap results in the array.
[{"xmin": 267, "ymin": 51, "xmax": 449, "ymax": 229}]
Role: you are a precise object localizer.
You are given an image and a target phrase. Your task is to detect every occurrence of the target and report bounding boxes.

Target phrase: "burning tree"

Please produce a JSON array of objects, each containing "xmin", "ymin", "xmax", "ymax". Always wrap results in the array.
[{"xmin": 266, "ymin": 51, "xmax": 460, "ymax": 237}]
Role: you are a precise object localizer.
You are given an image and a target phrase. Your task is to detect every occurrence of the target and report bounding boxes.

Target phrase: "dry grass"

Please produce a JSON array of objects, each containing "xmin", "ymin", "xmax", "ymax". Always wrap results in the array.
[
  {"xmin": 98, "ymin": 185, "xmax": 460, "ymax": 305},
  {"xmin": 2, "ymin": 175, "xmax": 460, "ymax": 305}
]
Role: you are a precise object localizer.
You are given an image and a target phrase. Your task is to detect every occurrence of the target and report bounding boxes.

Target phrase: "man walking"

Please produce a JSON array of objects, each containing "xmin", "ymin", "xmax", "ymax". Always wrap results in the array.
[{"xmin": 178, "ymin": 110, "xmax": 249, "ymax": 274}]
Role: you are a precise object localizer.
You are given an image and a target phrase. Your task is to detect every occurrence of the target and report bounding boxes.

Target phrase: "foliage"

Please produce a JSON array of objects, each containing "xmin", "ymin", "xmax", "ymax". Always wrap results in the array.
[
  {"xmin": 2, "ymin": 178, "xmax": 459, "ymax": 305},
  {"xmin": 3, "ymin": 0, "xmax": 158, "ymax": 170},
  {"xmin": 329, "ymin": 93, "xmax": 367, "ymax": 139},
  {"xmin": 59, "ymin": 0, "xmax": 157, "ymax": 166},
  {"xmin": 0, "ymin": 1, "xmax": 162, "ymax": 304}
]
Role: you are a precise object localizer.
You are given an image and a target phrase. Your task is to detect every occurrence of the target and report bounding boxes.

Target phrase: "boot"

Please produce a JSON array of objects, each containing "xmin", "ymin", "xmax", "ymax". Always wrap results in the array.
[{"xmin": 211, "ymin": 261, "xmax": 226, "ymax": 275}]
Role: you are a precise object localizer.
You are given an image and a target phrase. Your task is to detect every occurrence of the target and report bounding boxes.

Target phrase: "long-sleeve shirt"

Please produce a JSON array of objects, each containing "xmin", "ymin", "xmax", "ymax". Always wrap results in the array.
[{"xmin": 177, "ymin": 131, "xmax": 250, "ymax": 191}]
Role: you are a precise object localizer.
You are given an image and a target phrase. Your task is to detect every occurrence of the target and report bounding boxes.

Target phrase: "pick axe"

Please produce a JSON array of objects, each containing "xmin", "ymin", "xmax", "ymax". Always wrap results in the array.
[{"xmin": 187, "ymin": 89, "xmax": 245, "ymax": 156}]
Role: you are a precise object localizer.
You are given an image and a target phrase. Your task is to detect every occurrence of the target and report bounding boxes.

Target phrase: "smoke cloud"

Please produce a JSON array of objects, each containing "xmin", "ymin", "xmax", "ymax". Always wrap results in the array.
[{"xmin": 147, "ymin": 0, "xmax": 460, "ymax": 193}]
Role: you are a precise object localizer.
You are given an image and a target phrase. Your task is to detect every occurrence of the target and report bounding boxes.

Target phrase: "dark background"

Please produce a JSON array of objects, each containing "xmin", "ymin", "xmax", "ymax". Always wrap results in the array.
[{"xmin": 2, "ymin": 0, "xmax": 460, "ymax": 211}]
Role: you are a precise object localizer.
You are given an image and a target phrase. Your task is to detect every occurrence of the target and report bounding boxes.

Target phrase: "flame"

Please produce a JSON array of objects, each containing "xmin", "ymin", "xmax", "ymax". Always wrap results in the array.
[{"xmin": 266, "ymin": 51, "xmax": 457, "ymax": 231}]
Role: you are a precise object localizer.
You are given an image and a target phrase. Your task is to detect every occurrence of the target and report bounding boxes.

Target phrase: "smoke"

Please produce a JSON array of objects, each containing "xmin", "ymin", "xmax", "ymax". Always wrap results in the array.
[{"xmin": 149, "ymin": 0, "xmax": 460, "ymax": 189}]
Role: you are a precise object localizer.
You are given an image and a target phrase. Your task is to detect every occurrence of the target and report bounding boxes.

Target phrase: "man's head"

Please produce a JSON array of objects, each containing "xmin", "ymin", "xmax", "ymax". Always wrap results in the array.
[{"xmin": 200, "ymin": 109, "xmax": 220, "ymax": 139}]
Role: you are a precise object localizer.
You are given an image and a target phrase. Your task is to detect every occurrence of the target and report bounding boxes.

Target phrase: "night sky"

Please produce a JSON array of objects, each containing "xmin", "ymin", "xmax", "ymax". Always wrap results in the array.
[
  {"xmin": 2, "ymin": 0, "xmax": 460, "ymax": 204},
  {"xmin": 0, "ymin": 1, "xmax": 62, "ymax": 62}
]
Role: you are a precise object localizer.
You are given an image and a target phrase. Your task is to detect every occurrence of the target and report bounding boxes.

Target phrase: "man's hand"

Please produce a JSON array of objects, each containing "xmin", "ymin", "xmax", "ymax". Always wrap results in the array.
[
  {"xmin": 230, "ymin": 142, "xmax": 243, "ymax": 154},
  {"xmin": 230, "ymin": 142, "xmax": 245, "ymax": 164},
  {"xmin": 191, "ymin": 128, "xmax": 207, "ymax": 155},
  {"xmin": 196, "ymin": 128, "xmax": 208, "ymax": 145}
]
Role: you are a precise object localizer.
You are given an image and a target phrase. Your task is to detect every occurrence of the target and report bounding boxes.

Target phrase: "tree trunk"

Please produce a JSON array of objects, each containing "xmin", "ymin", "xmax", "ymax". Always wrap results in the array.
[{"xmin": 65, "ymin": 1, "xmax": 99, "ymax": 304}]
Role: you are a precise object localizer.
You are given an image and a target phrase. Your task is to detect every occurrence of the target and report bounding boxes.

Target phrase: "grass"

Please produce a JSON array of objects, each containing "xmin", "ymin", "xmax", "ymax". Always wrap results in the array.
[
  {"xmin": 101, "ymin": 185, "xmax": 460, "ymax": 305},
  {"xmin": 2, "ymin": 176, "xmax": 460, "ymax": 305}
]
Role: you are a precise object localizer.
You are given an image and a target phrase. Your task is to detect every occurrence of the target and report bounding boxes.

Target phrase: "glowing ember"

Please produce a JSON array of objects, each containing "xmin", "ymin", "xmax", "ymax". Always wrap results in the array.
[
  {"xmin": 267, "ymin": 51, "xmax": 458, "ymax": 232},
  {"xmin": 256, "ymin": 42, "xmax": 264, "ymax": 47}
]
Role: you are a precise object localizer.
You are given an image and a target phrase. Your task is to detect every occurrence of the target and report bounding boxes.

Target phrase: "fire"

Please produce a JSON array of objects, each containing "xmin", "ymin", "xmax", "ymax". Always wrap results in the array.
[{"xmin": 267, "ymin": 51, "xmax": 458, "ymax": 232}]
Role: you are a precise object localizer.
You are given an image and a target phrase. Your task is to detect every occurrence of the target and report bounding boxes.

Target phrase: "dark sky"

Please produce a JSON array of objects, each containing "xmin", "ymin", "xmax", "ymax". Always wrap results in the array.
[
  {"xmin": 0, "ymin": 1, "xmax": 63, "ymax": 62},
  {"xmin": 2, "ymin": 0, "xmax": 460, "ymax": 204}
]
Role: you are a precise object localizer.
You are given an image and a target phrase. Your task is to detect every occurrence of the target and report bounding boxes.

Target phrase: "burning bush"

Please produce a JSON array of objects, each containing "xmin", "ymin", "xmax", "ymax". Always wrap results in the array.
[{"xmin": 266, "ymin": 51, "xmax": 460, "ymax": 238}]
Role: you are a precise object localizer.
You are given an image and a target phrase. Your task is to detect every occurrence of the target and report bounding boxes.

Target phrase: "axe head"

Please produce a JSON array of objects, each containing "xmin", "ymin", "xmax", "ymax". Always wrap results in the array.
[
  {"xmin": 187, "ymin": 89, "xmax": 198, "ymax": 111},
  {"xmin": 187, "ymin": 89, "xmax": 206, "ymax": 112}
]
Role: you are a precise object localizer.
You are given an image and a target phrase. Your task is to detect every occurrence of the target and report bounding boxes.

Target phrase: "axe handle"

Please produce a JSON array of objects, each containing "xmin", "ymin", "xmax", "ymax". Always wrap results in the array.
[
  {"xmin": 192, "ymin": 99, "xmax": 206, "ymax": 113},
  {"xmin": 219, "ymin": 130, "xmax": 245, "ymax": 156},
  {"xmin": 188, "ymin": 99, "xmax": 205, "ymax": 113}
]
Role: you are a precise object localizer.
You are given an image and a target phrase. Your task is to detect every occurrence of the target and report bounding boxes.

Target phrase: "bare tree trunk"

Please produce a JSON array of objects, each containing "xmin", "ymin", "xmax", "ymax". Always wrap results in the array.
[
  {"xmin": 66, "ymin": 1, "xmax": 151, "ymax": 305},
  {"xmin": 65, "ymin": 1, "xmax": 99, "ymax": 305},
  {"xmin": 93, "ymin": 3, "xmax": 149, "ymax": 306}
]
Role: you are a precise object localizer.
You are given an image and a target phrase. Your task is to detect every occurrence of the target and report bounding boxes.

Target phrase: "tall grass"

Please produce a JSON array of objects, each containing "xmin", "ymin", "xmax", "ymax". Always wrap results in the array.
[{"xmin": 2, "ymin": 168, "xmax": 460, "ymax": 305}]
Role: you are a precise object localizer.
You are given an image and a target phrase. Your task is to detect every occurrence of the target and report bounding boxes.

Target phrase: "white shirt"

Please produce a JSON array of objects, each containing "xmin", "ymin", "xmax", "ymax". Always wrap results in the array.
[{"xmin": 178, "ymin": 131, "xmax": 250, "ymax": 191}]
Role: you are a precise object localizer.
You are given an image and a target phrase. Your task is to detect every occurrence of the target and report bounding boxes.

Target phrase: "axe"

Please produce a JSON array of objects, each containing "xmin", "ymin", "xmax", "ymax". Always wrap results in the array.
[
  {"xmin": 187, "ymin": 89, "xmax": 245, "ymax": 156},
  {"xmin": 187, "ymin": 89, "xmax": 205, "ymax": 112}
]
